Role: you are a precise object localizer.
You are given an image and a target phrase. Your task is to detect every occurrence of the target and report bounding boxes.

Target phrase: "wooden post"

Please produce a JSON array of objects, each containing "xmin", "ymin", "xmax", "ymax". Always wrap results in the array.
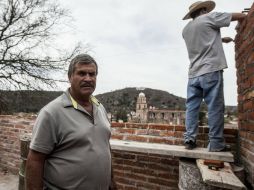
[{"xmin": 19, "ymin": 133, "xmax": 32, "ymax": 190}]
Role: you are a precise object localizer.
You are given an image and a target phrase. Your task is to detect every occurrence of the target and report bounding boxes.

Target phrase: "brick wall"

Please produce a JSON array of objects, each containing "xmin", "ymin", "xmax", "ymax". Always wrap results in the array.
[
  {"xmin": 0, "ymin": 115, "xmax": 239, "ymax": 189},
  {"xmin": 112, "ymin": 150, "xmax": 179, "ymax": 190},
  {"xmin": 111, "ymin": 122, "xmax": 238, "ymax": 152},
  {"xmin": 0, "ymin": 114, "xmax": 34, "ymax": 173},
  {"xmin": 235, "ymin": 3, "xmax": 254, "ymax": 188}
]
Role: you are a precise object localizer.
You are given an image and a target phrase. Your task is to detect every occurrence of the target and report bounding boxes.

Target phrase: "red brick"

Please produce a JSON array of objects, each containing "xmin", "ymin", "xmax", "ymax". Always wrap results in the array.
[
  {"xmin": 114, "ymin": 177, "xmax": 135, "ymax": 186},
  {"xmin": 9, "ymin": 128, "xmax": 19, "ymax": 132},
  {"xmin": 119, "ymin": 153, "xmax": 136, "ymax": 160},
  {"xmin": 20, "ymin": 121, "xmax": 31, "ymax": 125},
  {"xmin": 242, "ymin": 80, "xmax": 251, "ymax": 91},
  {"xmin": 203, "ymin": 127, "xmax": 209, "ymax": 133},
  {"xmin": 157, "ymin": 172, "xmax": 178, "ymax": 181},
  {"xmin": 246, "ymin": 53, "xmax": 254, "ymax": 66},
  {"xmin": 112, "ymin": 158, "xmax": 124, "ymax": 165},
  {"xmin": 111, "ymin": 134, "xmax": 124, "ymax": 140},
  {"xmin": 147, "ymin": 162, "xmax": 174, "ymax": 172},
  {"xmin": 125, "ymin": 158, "xmax": 146, "ymax": 168},
  {"xmin": 115, "ymin": 183, "xmax": 124, "ymax": 190},
  {"xmin": 136, "ymin": 182, "xmax": 159, "ymax": 190},
  {"xmin": 174, "ymin": 139, "xmax": 184, "ymax": 145},
  {"xmin": 238, "ymin": 95, "xmax": 243, "ymax": 102},
  {"xmin": 14, "ymin": 125, "xmax": 25, "ymax": 129},
  {"xmin": 174, "ymin": 125, "xmax": 185, "ymax": 131},
  {"xmin": 137, "ymin": 155, "xmax": 161, "ymax": 163},
  {"xmin": 247, "ymin": 111, "xmax": 254, "ymax": 121},
  {"xmin": 160, "ymin": 130, "xmax": 175, "ymax": 137},
  {"xmin": 174, "ymin": 131, "xmax": 184, "ymax": 138},
  {"xmin": 111, "ymin": 122, "xmax": 125, "ymax": 128},
  {"xmin": 240, "ymin": 131, "xmax": 247, "ymax": 138},
  {"xmin": 241, "ymin": 139, "xmax": 254, "ymax": 153},
  {"xmin": 115, "ymin": 128, "xmax": 135, "ymax": 134},
  {"xmin": 148, "ymin": 124, "xmax": 173, "ymax": 130},
  {"xmin": 124, "ymin": 186, "xmax": 138, "ymax": 190},
  {"xmin": 135, "ymin": 129, "xmax": 148, "ymax": 135},
  {"xmin": 225, "ymin": 136, "xmax": 237, "ymax": 143},
  {"xmin": 148, "ymin": 137, "xmax": 173, "ymax": 145},
  {"xmin": 148, "ymin": 177, "xmax": 178, "ymax": 187},
  {"xmin": 224, "ymin": 128, "xmax": 238, "ymax": 135},
  {"xmin": 0, "ymin": 119, "xmax": 10, "ymax": 123},
  {"xmin": 125, "ymin": 135, "xmax": 148, "ymax": 142},
  {"xmin": 160, "ymin": 158, "xmax": 178, "ymax": 166},
  {"xmin": 148, "ymin": 129, "xmax": 161, "ymax": 136},
  {"xmin": 125, "ymin": 123, "xmax": 148, "ymax": 129},
  {"xmin": 124, "ymin": 173, "xmax": 146, "ymax": 181},
  {"xmin": 196, "ymin": 133, "xmax": 206, "ymax": 141},
  {"xmin": 113, "ymin": 170, "xmax": 124, "ymax": 177},
  {"xmin": 240, "ymin": 122, "xmax": 254, "ymax": 132},
  {"xmin": 246, "ymin": 132, "xmax": 254, "ymax": 142},
  {"xmin": 249, "ymin": 75, "xmax": 254, "ymax": 87}
]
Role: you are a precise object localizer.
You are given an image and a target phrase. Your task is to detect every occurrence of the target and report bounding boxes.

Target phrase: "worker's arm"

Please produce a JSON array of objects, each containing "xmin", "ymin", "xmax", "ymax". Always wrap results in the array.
[
  {"xmin": 222, "ymin": 37, "xmax": 234, "ymax": 43},
  {"xmin": 231, "ymin": 13, "xmax": 246, "ymax": 21},
  {"xmin": 26, "ymin": 149, "xmax": 47, "ymax": 190}
]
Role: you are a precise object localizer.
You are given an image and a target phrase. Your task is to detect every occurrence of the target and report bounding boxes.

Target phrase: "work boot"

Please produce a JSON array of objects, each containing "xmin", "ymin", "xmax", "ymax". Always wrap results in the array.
[
  {"xmin": 210, "ymin": 144, "xmax": 231, "ymax": 152},
  {"xmin": 184, "ymin": 140, "xmax": 197, "ymax": 150}
]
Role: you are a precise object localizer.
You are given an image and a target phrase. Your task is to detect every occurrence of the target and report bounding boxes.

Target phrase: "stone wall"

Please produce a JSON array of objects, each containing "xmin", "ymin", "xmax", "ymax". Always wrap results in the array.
[{"xmin": 235, "ymin": 3, "xmax": 254, "ymax": 188}]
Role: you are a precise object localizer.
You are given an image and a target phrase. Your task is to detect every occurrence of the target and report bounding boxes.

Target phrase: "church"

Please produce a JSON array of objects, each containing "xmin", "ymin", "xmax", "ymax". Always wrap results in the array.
[{"xmin": 130, "ymin": 92, "xmax": 185, "ymax": 125}]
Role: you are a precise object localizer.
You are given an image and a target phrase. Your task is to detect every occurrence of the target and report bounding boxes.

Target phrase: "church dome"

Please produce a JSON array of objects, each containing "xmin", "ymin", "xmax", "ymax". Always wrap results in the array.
[{"xmin": 138, "ymin": 92, "xmax": 145, "ymax": 97}]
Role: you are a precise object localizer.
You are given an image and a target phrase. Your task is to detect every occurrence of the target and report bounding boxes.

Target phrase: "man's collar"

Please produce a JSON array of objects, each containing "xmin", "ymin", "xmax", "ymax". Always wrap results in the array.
[
  {"xmin": 69, "ymin": 95, "xmax": 78, "ymax": 109},
  {"xmin": 62, "ymin": 89, "xmax": 100, "ymax": 109}
]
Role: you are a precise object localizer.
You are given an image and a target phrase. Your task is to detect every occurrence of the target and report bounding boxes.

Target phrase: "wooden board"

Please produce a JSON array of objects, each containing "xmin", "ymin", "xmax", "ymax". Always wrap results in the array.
[{"xmin": 196, "ymin": 159, "xmax": 246, "ymax": 190}]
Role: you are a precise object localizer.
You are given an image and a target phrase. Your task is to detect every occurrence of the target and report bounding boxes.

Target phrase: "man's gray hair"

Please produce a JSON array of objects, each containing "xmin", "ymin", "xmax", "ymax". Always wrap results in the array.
[{"xmin": 68, "ymin": 54, "xmax": 98, "ymax": 78}]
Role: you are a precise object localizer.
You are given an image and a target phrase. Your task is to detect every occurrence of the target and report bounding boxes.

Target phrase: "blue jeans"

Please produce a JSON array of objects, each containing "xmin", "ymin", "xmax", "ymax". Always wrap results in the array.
[{"xmin": 184, "ymin": 71, "xmax": 225, "ymax": 151}]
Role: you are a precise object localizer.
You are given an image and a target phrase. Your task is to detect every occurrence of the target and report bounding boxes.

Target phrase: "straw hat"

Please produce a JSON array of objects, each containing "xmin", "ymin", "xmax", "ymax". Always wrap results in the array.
[{"xmin": 183, "ymin": 1, "xmax": 215, "ymax": 20}]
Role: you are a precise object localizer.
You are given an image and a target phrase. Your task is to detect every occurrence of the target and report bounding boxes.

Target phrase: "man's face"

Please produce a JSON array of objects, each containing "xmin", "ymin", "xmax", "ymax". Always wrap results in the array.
[{"xmin": 69, "ymin": 63, "xmax": 97, "ymax": 99}]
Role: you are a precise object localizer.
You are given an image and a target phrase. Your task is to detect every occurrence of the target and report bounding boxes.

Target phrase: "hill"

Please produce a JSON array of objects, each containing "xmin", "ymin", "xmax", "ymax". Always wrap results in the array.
[
  {"xmin": 0, "ymin": 88, "xmax": 237, "ymax": 117},
  {"xmin": 0, "ymin": 90, "xmax": 62, "ymax": 114},
  {"xmin": 96, "ymin": 87, "xmax": 186, "ymax": 113}
]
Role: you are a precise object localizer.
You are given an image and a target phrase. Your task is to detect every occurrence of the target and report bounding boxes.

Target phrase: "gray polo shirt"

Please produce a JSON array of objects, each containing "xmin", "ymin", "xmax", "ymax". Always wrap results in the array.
[
  {"xmin": 30, "ymin": 90, "xmax": 111, "ymax": 190},
  {"xmin": 182, "ymin": 12, "xmax": 232, "ymax": 78}
]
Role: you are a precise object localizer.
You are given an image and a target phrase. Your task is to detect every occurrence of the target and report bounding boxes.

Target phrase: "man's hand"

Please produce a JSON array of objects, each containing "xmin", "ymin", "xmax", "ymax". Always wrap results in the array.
[
  {"xmin": 222, "ymin": 37, "xmax": 234, "ymax": 43},
  {"xmin": 231, "ymin": 13, "xmax": 247, "ymax": 21}
]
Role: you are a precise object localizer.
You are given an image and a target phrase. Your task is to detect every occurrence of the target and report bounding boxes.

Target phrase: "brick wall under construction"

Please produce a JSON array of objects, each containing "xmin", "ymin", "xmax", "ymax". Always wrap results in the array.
[
  {"xmin": 235, "ymin": 2, "xmax": 254, "ymax": 188},
  {"xmin": 0, "ymin": 114, "xmax": 238, "ymax": 189}
]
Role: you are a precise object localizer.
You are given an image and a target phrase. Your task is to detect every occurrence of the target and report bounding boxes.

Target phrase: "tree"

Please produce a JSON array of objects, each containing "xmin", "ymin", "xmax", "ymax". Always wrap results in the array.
[
  {"xmin": 116, "ymin": 108, "xmax": 128, "ymax": 122},
  {"xmin": 0, "ymin": 0, "xmax": 82, "ymax": 90}
]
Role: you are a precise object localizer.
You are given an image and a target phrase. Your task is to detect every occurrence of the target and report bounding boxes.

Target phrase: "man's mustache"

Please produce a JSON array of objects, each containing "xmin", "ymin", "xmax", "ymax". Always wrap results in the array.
[{"xmin": 80, "ymin": 82, "xmax": 94, "ymax": 88}]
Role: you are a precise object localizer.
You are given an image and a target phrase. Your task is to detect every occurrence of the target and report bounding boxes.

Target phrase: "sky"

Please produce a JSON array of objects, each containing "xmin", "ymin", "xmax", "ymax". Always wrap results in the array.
[{"xmin": 57, "ymin": 0, "xmax": 253, "ymax": 106}]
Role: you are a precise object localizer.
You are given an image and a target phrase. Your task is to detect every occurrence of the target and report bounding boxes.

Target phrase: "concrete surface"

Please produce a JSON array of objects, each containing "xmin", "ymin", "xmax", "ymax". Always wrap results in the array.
[
  {"xmin": 110, "ymin": 139, "xmax": 234, "ymax": 162},
  {"xmin": 0, "ymin": 172, "xmax": 18, "ymax": 190}
]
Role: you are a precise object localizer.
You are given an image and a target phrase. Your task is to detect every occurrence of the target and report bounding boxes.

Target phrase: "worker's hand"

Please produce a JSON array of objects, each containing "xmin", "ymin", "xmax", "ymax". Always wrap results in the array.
[{"xmin": 222, "ymin": 37, "xmax": 234, "ymax": 43}]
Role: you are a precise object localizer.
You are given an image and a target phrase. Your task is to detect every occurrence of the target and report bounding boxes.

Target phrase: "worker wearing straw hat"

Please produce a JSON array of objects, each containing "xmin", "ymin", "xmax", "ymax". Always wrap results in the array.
[{"xmin": 182, "ymin": 1, "xmax": 246, "ymax": 151}]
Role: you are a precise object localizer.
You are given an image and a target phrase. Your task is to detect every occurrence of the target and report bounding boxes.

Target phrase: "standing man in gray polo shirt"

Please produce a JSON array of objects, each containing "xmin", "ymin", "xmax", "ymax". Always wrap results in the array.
[
  {"xmin": 182, "ymin": 1, "xmax": 246, "ymax": 151},
  {"xmin": 26, "ymin": 54, "xmax": 115, "ymax": 189}
]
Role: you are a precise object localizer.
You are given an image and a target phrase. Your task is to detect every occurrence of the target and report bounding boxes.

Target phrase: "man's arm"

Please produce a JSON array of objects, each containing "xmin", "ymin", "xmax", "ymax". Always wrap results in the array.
[
  {"xmin": 231, "ymin": 13, "xmax": 246, "ymax": 21},
  {"xmin": 26, "ymin": 149, "xmax": 47, "ymax": 190}
]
